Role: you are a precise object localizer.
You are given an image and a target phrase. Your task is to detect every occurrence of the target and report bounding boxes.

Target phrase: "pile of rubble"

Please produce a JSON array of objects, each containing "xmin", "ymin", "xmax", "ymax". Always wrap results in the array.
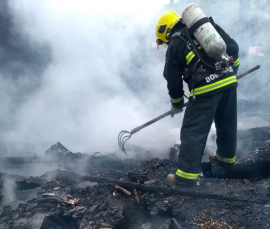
[{"xmin": 1, "ymin": 128, "xmax": 270, "ymax": 228}]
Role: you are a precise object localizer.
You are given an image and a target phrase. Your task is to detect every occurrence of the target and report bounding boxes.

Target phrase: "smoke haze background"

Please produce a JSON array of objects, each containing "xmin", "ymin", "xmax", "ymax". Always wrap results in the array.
[
  {"xmin": 0, "ymin": 0, "xmax": 181, "ymax": 156},
  {"xmin": 0, "ymin": 0, "xmax": 268, "ymax": 157}
]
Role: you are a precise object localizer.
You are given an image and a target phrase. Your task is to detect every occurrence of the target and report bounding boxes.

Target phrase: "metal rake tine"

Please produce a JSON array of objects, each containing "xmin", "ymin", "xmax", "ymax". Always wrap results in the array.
[
  {"xmin": 118, "ymin": 130, "xmax": 131, "ymax": 154},
  {"xmin": 118, "ymin": 130, "xmax": 129, "ymax": 147},
  {"xmin": 121, "ymin": 135, "xmax": 132, "ymax": 153}
]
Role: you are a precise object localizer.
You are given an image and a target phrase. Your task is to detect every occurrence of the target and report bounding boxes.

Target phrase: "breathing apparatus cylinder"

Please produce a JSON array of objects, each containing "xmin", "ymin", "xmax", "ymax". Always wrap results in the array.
[{"xmin": 181, "ymin": 3, "xmax": 226, "ymax": 60}]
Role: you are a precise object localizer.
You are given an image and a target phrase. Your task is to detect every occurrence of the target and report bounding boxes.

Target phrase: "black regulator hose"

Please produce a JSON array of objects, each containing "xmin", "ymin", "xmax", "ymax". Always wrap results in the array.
[{"xmin": 191, "ymin": 59, "xmax": 200, "ymax": 102}]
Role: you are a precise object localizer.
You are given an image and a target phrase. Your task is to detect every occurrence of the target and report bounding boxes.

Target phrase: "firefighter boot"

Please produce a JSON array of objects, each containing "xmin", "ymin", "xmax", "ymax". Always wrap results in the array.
[
  {"xmin": 209, "ymin": 153, "xmax": 235, "ymax": 177},
  {"xmin": 166, "ymin": 174, "xmax": 197, "ymax": 186}
]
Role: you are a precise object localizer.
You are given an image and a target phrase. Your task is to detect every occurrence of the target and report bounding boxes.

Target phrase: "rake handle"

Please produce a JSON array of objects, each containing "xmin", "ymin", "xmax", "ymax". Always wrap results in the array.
[
  {"xmin": 130, "ymin": 110, "xmax": 172, "ymax": 135},
  {"xmin": 131, "ymin": 103, "xmax": 189, "ymax": 135},
  {"xmin": 236, "ymin": 64, "xmax": 260, "ymax": 80},
  {"xmin": 129, "ymin": 65, "xmax": 260, "ymax": 136}
]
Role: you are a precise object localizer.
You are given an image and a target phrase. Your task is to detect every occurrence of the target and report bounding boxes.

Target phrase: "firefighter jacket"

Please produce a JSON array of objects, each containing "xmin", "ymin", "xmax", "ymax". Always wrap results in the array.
[{"xmin": 163, "ymin": 18, "xmax": 240, "ymax": 103}]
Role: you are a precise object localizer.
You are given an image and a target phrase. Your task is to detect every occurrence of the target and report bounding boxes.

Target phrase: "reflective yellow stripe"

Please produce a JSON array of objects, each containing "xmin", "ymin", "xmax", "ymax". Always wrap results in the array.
[
  {"xmin": 171, "ymin": 97, "xmax": 183, "ymax": 103},
  {"xmin": 216, "ymin": 154, "xmax": 236, "ymax": 164},
  {"xmin": 175, "ymin": 169, "xmax": 198, "ymax": 180},
  {"xmin": 189, "ymin": 76, "xmax": 237, "ymax": 97},
  {"xmin": 186, "ymin": 51, "xmax": 195, "ymax": 65},
  {"xmin": 233, "ymin": 58, "xmax": 240, "ymax": 67}
]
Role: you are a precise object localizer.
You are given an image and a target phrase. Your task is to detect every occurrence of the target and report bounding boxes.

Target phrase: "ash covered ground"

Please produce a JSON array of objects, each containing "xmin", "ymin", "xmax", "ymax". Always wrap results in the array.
[{"xmin": 1, "ymin": 127, "xmax": 270, "ymax": 229}]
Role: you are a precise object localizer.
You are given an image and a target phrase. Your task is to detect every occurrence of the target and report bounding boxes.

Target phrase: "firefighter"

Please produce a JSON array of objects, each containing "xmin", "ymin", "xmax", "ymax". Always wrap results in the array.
[{"xmin": 155, "ymin": 9, "xmax": 240, "ymax": 185}]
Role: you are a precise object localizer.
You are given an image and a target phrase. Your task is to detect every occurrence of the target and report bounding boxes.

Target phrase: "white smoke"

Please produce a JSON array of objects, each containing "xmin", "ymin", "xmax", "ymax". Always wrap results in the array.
[
  {"xmin": 2, "ymin": 175, "xmax": 16, "ymax": 205},
  {"xmin": 0, "ymin": 0, "xmax": 177, "ymax": 156}
]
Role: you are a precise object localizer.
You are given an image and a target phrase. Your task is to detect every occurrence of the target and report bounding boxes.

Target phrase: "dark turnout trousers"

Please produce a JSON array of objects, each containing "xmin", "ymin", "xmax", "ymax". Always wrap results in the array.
[{"xmin": 175, "ymin": 88, "xmax": 237, "ymax": 180}]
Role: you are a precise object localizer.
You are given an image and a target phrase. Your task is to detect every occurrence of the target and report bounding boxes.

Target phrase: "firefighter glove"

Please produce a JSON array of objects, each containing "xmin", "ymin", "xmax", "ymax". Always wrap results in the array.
[{"xmin": 171, "ymin": 97, "xmax": 184, "ymax": 118}]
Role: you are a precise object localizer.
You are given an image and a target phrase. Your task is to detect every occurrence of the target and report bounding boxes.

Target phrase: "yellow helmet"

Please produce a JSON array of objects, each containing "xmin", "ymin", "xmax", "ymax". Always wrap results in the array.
[{"xmin": 155, "ymin": 10, "xmax": 181, "ymax": 44}]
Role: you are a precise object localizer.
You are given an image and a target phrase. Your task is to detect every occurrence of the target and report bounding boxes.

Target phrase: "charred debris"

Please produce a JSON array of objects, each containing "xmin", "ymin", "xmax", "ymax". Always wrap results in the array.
[{"xmin": 1, "ymin": 127, "xmax": 270, "ymax": 229}]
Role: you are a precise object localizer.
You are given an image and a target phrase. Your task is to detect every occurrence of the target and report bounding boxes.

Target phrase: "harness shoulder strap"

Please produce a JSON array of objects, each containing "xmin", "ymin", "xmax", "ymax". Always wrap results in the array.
[
  {"xmin": 171, "ymin": 28, "xmax": 194, "ymax": 51},
  {"xmin": 171, "ymin": 31, "xmax": 182, "ymax": 39}
]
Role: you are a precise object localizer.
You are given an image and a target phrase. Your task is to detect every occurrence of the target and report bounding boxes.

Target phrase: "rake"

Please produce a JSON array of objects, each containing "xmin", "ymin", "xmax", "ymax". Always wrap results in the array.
[
  {"xmin": 118, "ymin": 65, "xmax": 260, "ymax": 154},
  {"xmin": 118, "ymin": 109, "xmax": 182, "ymax": 154}
]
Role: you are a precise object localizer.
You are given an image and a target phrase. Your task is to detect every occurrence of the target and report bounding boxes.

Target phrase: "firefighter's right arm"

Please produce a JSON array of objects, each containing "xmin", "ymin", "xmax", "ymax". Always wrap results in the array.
[{"xmin": 163, "ymin": 38, "xmax": 186, "ymax": 106}]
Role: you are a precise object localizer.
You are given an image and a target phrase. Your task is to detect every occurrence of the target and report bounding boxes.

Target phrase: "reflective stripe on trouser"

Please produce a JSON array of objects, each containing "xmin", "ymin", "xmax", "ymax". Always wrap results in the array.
[
  {"xmin": 175, "ymin": 169, "xmax": 199, "ymax": 180},
  {"xmin": 178, "ymin": 88, "xmax": 237, "ymax": 175},
  {"xmin": 216, "ymin": 154, "xmax": 236, "ymax": 163},
  {"xmin": 189, "ymin": 76, "xmax": 237, "ymax": 97},
  {"xmin": 233, "ymin": 58, "xmax": 240, "ymax": 67}
]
